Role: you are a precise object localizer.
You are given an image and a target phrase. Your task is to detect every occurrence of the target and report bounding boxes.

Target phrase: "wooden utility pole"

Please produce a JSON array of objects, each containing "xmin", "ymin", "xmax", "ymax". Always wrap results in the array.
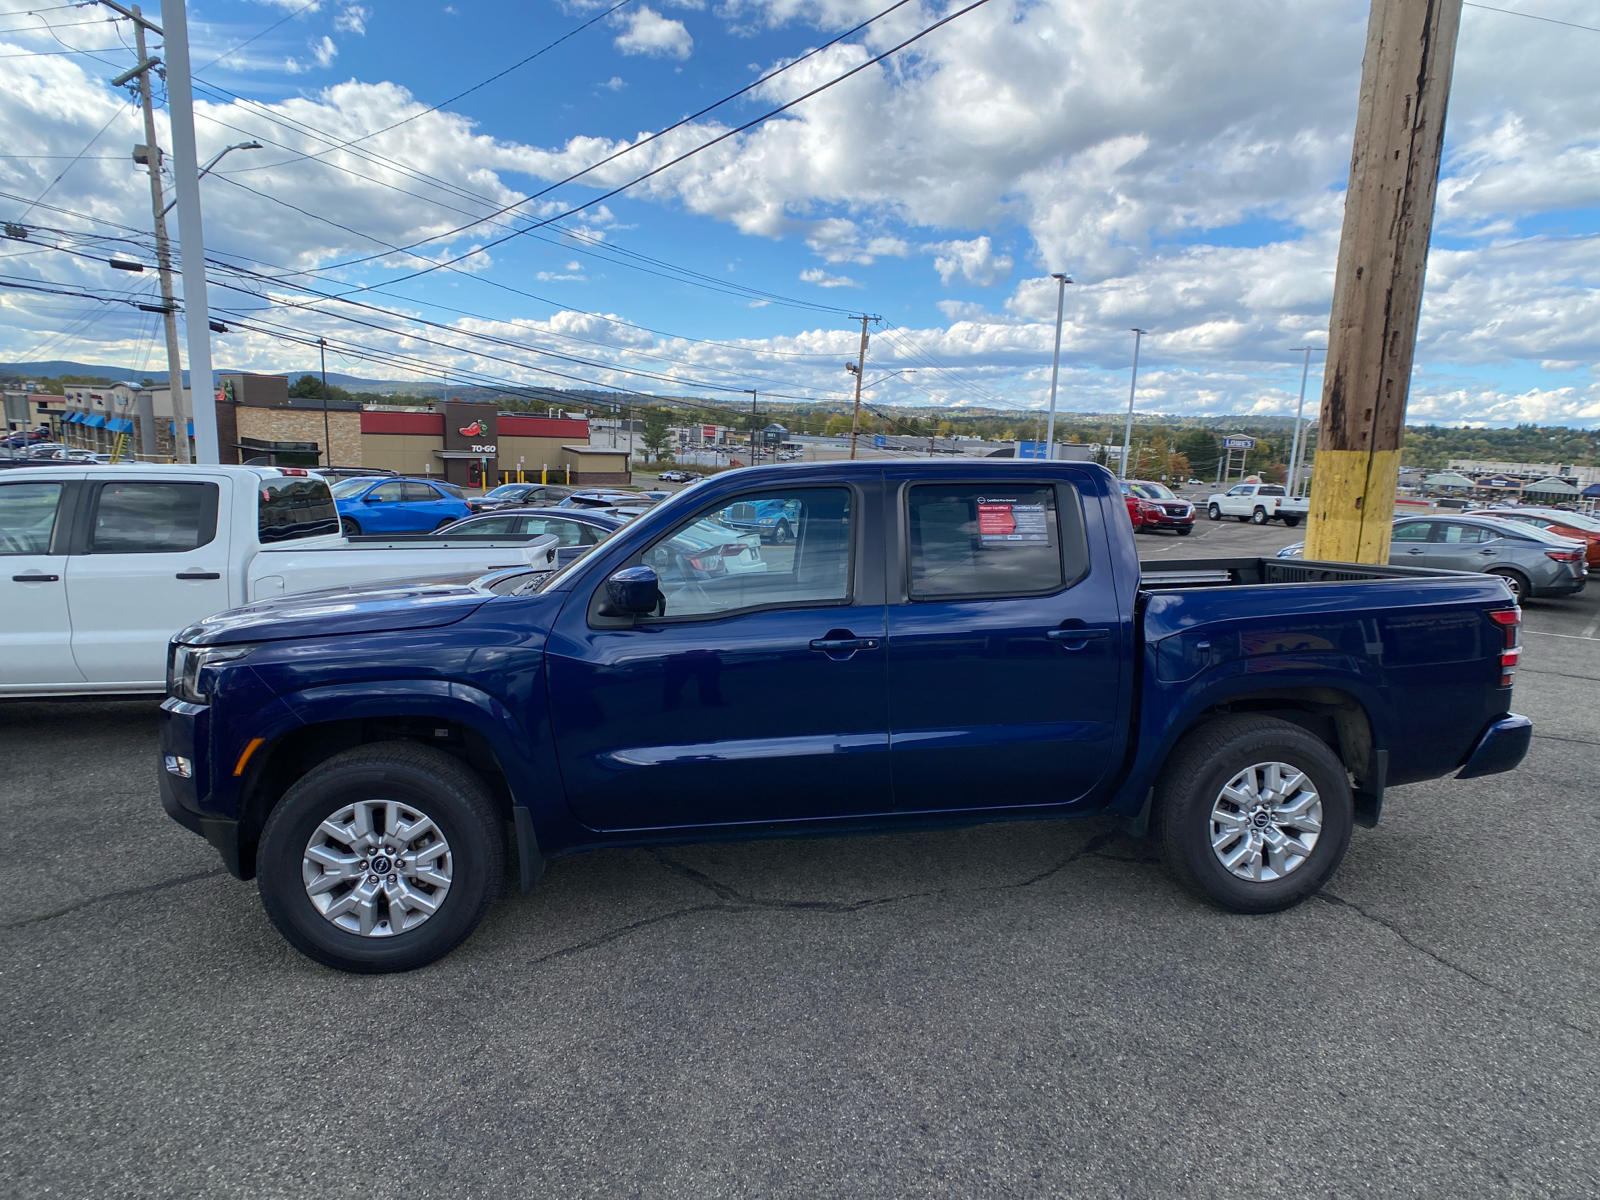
[
  {"xmin": 1304, "ymin": 0, "xmax": 1464, "ymax": 562},
  {"xmin": 116, "ymin": 2, "xmax": 191, "ymax": 461},
  {"xmin": 846, "ymin": 315, "xmax": 872, "ymax": 460}
]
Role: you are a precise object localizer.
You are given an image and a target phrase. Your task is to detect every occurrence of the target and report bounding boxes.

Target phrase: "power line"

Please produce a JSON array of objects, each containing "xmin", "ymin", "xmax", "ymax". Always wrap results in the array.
[
  {"xmin": 285, "ymin": 0, "xmax": 932, "ymax": 283},
  {"xmin": 12, "ymin": 100, "xmax": 130, "ymax": 219},
  {"xmin": 215, "ymin": 0, "xmax": 641, "ymax": 170},
  {"xmin": 194, "ymin": 0, "xmax": 320, "ymax": 73},
  {"xmin": 1462, "ymin": 2, "xmax": 1600, "ymax": 35}
]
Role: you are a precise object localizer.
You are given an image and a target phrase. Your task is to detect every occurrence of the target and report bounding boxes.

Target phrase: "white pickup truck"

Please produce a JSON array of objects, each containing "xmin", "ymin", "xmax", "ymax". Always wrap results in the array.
[
  {"xmin": 1, "ymin": 464, "xmax": 558, "ymax": 697},
  {"xmin": 1204, "ymin": 482, "xmax": 1309, "ymax": 527}
]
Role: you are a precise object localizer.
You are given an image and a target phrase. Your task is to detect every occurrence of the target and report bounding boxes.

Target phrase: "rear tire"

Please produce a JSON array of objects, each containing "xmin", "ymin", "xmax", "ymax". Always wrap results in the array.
[
  {"xmin": 1154, "ymin": 715, "xmax": 1353, "ymax": 914},
  {"xmin": 434, "ymin": 518, "xmax": 457, "ymax": 531},
  {"xmin": 1486, "ymin": 567, "xmax": 1530, "ymax": 602},
  {"xmin": 257, "ymin": 741, "xmax": 504, "ymax": 973},
  {"xmin": 1282, "ymin": 516, "xmax": 1300, "ymax": 528},
  {"xmin": 340, "ymin": 516, "xmax": 361, "ymax": 536}
]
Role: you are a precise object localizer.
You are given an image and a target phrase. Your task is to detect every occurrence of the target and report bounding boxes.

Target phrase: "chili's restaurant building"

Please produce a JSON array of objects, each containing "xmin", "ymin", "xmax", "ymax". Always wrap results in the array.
[{"xmin": 359, "ymin": 401, "xmax": 631, "ymax": 486}]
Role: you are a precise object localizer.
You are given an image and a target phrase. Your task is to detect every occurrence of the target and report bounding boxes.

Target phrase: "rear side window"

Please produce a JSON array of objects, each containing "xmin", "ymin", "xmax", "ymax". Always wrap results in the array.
[
  {"xmin": 90, "ymin": 482, "xmax": 217, "ymax": 553},
  {"xmin": 259, "ymin": 478, "xmax": 338, "ymax": 543},
  {"xmin": 403, "ymin": 481, "xmax": 441, "ymax": 502},
  {"xmin": 0, "ymin": 482, "xmax": 63, "ymax": 555},
  {"xmin": 1434, "ymin": 524, "xmax": 1489, "ymax": 544},
  {"xmin": 907, "ymin": 483, "xmax": 1087, "ymax": 600}
]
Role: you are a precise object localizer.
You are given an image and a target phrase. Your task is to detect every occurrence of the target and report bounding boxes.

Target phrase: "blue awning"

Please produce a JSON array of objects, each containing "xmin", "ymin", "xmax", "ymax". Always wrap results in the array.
[
  {"xmin": 107, "ymin": 417, "xmax": 133, "ymax": 433},
  {"xmin": 167, "ymin": 419, "xmax": 195, "ymax": 436},
  {"xmin": 64, "ymin": 412, "xmax": 83, "ymax": 424},
  {"xmin": 85, "ymin": 413, "xmax": 107, "ymax": 428}
]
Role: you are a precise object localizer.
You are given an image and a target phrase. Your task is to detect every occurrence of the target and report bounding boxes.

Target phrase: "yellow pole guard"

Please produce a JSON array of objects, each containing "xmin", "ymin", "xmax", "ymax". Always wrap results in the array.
[{"xmin": 1303, "ymin": 448, "xmax": 1402, "ymax": 565}]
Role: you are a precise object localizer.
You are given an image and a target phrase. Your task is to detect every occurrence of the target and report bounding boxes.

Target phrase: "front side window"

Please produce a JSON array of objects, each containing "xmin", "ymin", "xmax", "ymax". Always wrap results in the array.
[
  {"xmin": 906, "ymin": 483, "xmax": 1087, "ymax": 600},
  {"xmin": 367, "ymin": 481, "xmax": 405, "ymax": 502},
  {"xmin": 258, "ymin": 478, "xmax": 338, "ymax": 543},
  {"xmin": 0, "ymin": 482, "xmax": 63, "ymax": 555},
  {"xmin": 638, "ymin": 487, "xmax": 852, "ymax": 620},
  {"xmin": 90, "ymin": 482, "xmax": 217, "ymax": 553},
  {"xmin": 1392, "ymin": 522, "xmax": 1430, "ymax": 543},
  {"xmin": 524, "ymin": 517, "xmax": 589, "ymax": 546},
  {"xmin": 1228, "ymin": 486, "xmax": 1249, "ymax": 496}
]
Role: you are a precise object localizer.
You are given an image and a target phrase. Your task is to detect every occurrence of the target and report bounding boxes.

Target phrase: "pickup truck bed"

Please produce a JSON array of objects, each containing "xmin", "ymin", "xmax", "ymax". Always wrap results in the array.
[{"xmin": 155, "ymin": 460, "xmax": 1532, "ymax": 973}]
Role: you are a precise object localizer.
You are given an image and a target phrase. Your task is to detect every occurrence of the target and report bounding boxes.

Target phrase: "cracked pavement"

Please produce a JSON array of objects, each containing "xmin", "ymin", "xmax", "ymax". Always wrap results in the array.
[{"xmin": 2, "ymin": 519, "xmax": 1597, "ymax": 1197}]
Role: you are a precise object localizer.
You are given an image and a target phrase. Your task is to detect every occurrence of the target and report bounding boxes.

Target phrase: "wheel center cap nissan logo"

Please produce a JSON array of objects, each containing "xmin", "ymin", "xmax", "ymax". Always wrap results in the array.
[
  {"xmin": 371, "ymin": 855, "xmax": 392, "ymax": 874},
  {"xmin": 1251, "ymin": 811, "xmax": 1270, "ymax": 829}
]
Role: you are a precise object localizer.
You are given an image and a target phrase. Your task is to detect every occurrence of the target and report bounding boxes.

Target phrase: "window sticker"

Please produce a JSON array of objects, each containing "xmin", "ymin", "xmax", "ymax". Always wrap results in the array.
[{"xmin": 976, "ymin": 497, "xmax": 1048, "ymax": 546}]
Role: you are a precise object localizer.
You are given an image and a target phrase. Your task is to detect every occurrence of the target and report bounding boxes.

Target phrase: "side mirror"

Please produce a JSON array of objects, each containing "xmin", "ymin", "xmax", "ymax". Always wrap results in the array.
[{"xmin": 602, "ymin": 565, "xmax": 662, "ymax": 617}]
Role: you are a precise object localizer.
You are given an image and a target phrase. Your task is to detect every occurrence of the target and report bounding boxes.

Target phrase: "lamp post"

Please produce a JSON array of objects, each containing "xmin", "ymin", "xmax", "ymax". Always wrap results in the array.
[
  {"xmin": 1119, "ymin": 329, "xmax": 1148, "ymax": 479},
  {"xmin": 1286, "ymin": 346, "xmax": 1322, "ymax": 498},
  {"xmin": 158, "ymin": 142, "xmax": 261, "ymax": 217},
  {"xmin": 1043, "ymin": 273, "xmax": 1072, "ymax": 459},
  {"xmin": 743, "ymin": 389, "xmax": 758, "ymax": 465},
  {"xmin": 318, "ymin": 338, "xmax": 331, "ymax": 466}
]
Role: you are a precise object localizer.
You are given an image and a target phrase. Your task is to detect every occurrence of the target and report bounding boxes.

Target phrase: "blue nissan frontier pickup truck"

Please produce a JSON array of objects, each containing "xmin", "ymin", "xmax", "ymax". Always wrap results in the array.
[{"xmin": 157, "ymin": 461, "xmax": 1533, "ymax": 972}]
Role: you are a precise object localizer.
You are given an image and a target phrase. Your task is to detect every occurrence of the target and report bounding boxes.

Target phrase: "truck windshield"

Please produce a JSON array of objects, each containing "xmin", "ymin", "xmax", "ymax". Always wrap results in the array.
[{"xmin": 259, "ymin": 477, "xmax": 340, "ymax": 543}]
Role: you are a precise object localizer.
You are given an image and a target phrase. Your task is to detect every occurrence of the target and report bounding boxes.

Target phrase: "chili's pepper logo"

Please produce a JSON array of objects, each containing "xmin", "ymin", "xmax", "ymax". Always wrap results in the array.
[{"xmin": 458, "ymin": 420, "xmax": 485, "ymax": 437}]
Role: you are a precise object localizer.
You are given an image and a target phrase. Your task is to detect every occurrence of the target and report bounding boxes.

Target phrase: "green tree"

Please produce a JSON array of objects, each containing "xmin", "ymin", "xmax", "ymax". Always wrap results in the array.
[
  {"xmin": 824, "ymin": 414, "xmax": 853, "ymax": 437},
  {"xmin": 287, "ymin": 373, "xmax": 352, "ymax": 402},
  {"xmin": 640, "ymin": 407, "xmax": 674, "ymax": 462}
]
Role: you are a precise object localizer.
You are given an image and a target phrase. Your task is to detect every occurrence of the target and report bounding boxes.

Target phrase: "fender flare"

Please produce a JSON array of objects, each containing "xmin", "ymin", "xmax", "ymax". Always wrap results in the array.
[{"xmin": 239, "ymin": 678, "xmax": 557, "ymax": 891}]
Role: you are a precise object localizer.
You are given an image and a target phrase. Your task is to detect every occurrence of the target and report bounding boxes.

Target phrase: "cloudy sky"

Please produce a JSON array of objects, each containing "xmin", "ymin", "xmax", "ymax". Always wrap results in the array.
[{"xmin": 1, "ymin": 0, "xmax": 1598, "ymax": 426}]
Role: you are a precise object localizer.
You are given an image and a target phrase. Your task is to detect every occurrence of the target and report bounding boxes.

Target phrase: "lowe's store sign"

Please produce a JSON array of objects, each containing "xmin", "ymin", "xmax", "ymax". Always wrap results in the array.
[{"xmin": 1222, "ymin": 435, "xmax": 1256, "ymax": 450}]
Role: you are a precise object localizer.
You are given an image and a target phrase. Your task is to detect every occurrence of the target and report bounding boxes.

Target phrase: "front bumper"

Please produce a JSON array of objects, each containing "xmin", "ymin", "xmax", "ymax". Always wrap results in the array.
[
  {"xmin": 157, "ymin": 696, "xmax": 248, "ymax": 878},
  {"xmin": 1455, "ymin": 713, "xmax": 1532, "ymax": 780}
]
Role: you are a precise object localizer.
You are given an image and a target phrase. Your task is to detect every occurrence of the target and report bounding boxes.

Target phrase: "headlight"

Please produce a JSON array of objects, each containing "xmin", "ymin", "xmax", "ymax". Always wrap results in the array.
[{"xmin": 167, "ymin": 643, "xmax": 258, "ymax": 704}]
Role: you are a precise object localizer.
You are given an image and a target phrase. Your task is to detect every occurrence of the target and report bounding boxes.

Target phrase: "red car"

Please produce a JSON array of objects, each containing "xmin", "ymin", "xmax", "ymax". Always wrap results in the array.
[
  {"xmin": 1469, "ymin": 507, "xmax": 1600, "ymax": 570},
  {"xmin": 1120, "ymin": 480, "xmax": 1195, "ymax": 535}
]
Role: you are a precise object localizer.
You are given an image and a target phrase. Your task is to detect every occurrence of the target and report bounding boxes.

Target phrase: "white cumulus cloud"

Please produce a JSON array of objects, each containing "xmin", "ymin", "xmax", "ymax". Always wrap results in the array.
[{"xmin": 613, "ymin": 7, "xmax": 693, "ymax": 59}]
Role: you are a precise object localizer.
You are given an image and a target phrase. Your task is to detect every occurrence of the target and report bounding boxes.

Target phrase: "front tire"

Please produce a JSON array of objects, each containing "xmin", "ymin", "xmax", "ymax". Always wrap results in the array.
[
  {"xmin": 774, "ymin": 520, "xmax": 793, "ymax": 545},
  {"xmin": 257, "ymin": 742, "xmax": 505, "ymax": 973},
  {"xmin": 1176, "ymin": 525, "xmax": 1193, "ymax": 536},
  {"xmin": 1251, "ymin": 506, "xmax": 1269, "ymax": 525},
  {"xmin": 1154, "ymin": 715, "xmax": 1353, "ymax": 914},
  {"xmin": 1208, "ymin": 504, "xmax": 1222, "ymax": 521},
  {"xmin": 340, "ymin": 516, "xmax": 361, "ymax": 536}
]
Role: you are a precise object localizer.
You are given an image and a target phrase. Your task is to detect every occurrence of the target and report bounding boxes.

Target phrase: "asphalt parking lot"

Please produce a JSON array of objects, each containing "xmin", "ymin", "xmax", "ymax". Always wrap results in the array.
[{"xmin": 3, "ymin": 514, "xmax": 1597, "ymax": 1197}]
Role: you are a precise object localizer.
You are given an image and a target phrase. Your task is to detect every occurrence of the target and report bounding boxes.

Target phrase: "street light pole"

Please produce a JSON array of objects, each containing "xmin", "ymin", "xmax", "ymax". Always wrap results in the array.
[
  {"xmin": 1044, "ymin": 273, "xmax": 1072, "ymax": 459},
  {"xmin": 1287, "ymin": 346, "xmax": 1316, "ymax": 498},
  {"xmin": 318, "ymin": 338, "xmax": 331, "ymax": 466},
  {"xmin": 158, "ymin": 141, "xmax": 262, "ymax": 217},
  {"xmin": 744, "ymin": 389, "xmax": 758, "ymax": 465},
  {"xmin": 1120, "ymin": 329, "xmax": 1148, "ymax": 479},
  {"xmin": 159, "ymin": 0, "xmax": 219, "ymax": 462}
]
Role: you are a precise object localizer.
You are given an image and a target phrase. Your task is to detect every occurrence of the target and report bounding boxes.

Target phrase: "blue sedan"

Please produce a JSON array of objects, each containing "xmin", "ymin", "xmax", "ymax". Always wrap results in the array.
[{"xmin": 331, "ymin": 476, "xmax": 473, "ymax": 534}]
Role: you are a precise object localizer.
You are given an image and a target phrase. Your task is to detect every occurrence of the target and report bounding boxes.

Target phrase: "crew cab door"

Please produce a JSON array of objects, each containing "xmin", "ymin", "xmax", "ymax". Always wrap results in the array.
[
  {"xmin": 883, "ymin": 471, "xmax": 1125, "ymax": 813},
  {"xmin": 65, "ymin": 477, "xmax": 231, "ymax": 686},
  {"xmin": 0, "ymin": 477, "xmax": 83, "ymax": 687},
  {"xmin": 545, "ymin": 479, "xmax": 889, "ymax": 831}
]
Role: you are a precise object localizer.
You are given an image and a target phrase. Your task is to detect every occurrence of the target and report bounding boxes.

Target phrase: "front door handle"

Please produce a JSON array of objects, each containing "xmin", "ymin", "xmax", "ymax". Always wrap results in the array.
[
  {"xmin": 809, "ymin": 636, "xmax": 880, "ymax": 653},
  {"xmin": 1405, "ymin": 548, "xmax": 1426, "ymax": 555},
  {"xmin": 1048, "ymin": 627, "xmax": 1110, "ymax": 646},
  {"xmin": 12, "ymin": 572, "xmax": 59, "ymax": 582},
  {"xmin": 1479, "ymin": 548, "xmax": 1497, "ymax": 555},
  {"xmin": 175, "ymin": 570, "xmax": 221, "ymax": 580}
]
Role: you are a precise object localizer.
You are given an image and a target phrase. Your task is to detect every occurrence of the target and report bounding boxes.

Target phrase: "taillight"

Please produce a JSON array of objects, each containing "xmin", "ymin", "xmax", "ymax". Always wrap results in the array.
[
  {"xmin": 1545, "ymin": 548, "xmax": 1582, "ymax": 562},
  {"xmin": 719, "ymin": 543, "xmax": 749, "ymax": 558},
  {"xmin": 1488, "ymin": 606, "xmax": 1521, "ymax": 687}
]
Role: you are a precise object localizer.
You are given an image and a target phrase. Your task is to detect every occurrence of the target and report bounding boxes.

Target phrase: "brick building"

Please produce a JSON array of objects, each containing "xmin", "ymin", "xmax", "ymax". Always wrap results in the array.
[{"xmin": 359, "ymin": 407, "xmax": 630, "ymax": 485}]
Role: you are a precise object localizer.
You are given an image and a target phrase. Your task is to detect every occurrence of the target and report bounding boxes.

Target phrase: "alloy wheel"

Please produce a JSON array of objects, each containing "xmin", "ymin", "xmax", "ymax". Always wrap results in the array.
[
  {"xmin": 1208, "ymin": 761, "xmax": 1322, "ymax": 882},
  {"xmin": 302, "ymin": 800, "xmax": 453, "ymax": 936}
]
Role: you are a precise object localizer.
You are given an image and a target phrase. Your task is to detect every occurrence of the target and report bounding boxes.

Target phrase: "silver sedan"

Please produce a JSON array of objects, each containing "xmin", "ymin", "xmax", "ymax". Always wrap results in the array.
[{"xmin": 1278, "ymin": 514, "xmax": 1586, "ymax": 601}]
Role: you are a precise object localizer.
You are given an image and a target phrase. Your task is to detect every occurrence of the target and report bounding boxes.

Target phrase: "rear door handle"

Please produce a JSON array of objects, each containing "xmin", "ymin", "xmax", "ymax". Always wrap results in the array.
[
  {"xmin": 1405, "ymin": 548, "xmax": 1426, "ymax": 555},
  {"xmin": 12, "ymin": 572, "xmax": 59, "ymax": 582},
  {"xmin": 1048, "ymin": 627, "xmax": 1110, "ymax": 645},
  {"xmin": 809, "ymin": 636, "xmax": 880, "ymax": 652},
  {"xmin": 175, "ymin": 571, "xmax": 221, "ymax": 580}
]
